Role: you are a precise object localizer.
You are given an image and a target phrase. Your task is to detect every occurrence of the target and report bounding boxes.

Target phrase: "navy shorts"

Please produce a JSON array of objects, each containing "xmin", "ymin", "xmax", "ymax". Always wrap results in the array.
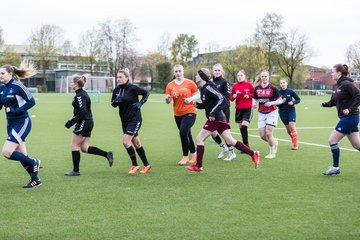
[
  {"xmin": 335, "ymin": 114, "xmax": 359, "ymax": 135},
  {"xmin": 7, "ymin": 117, "xmax": 32, "ymax": 144},
  {"xmin": 235, "ymin": 108, "xmax": 253, "ymax": 123},
  {"xmin": 73, "ymin": 120, "xmax": 94, "ymax": 137},
  {"xmin": 122, "ymin": 121, "xmax": 142, "ymax": 136},
  {"xmin": 203, "ymin": 120, "xmax": 231, "ymax": 135},
  {"xmin": 279, "ymin": 108, "xmax": 296, "ymax": 125}
]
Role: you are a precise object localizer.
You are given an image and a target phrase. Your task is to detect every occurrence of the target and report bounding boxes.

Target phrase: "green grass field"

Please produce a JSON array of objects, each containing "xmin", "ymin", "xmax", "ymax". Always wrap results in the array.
[{"xmin": 0, "ymin": 93, "xmax": 360, "ymax": 240}]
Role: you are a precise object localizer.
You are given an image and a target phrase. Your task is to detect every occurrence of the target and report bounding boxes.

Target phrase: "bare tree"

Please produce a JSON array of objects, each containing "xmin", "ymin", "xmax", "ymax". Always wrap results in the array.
[
  {"xmin": 157, "ymin": 32, "xmax": 171, "ymax": 60},
  {"xmin": 346, "ymin": 41, "xmax": 360, "ymax": 69},
  {"xmin": 27, "ymin": 24, "xmax": 63, "ymax": 92},
  {"xmin": 255, "ymin": 13, "xmax": 284, "ymax": 74},
  {"xmin": 59, "ymin": 40, "xmax": 77, "ymax": 58},
  {"xmin": 98, "ymin": 18, "xmax": 138, "ymax": 76},
  {"xmin": 78, "ymin": 27, "xmax": 102, "ymax": 74},
  {"xmin": 274, "ymin": 29, "xmax": 313, "ymax": 86},
  {"xmin": 240, "ymin": 37, "xmax": 267, "ymax": 80}
]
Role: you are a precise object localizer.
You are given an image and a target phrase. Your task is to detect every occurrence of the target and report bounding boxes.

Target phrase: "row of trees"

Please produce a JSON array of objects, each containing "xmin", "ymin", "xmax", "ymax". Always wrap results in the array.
[{"xmin": 1, "ymin": 13, "xmax": 360, "ymax": 92}]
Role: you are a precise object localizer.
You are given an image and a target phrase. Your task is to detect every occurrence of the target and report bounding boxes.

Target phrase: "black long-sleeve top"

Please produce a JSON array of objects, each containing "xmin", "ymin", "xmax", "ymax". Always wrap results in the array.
[
  {"xmin": 196, "ymin": 81, "xmax": 227, "ymax": 121},
  {"xmin": 67, "ymin": 88, "xmax": 93, "ymax": 127},
  {"xmin": 111, "ymin": 81, "xmax": 149, "ymax": 122},
  {"xmin": 322, "ymin": 76, "xmax": 360, "ymax": 118},
  {"xmin": 213, "ymin": 76, "xmax": 230, "ymax": 108}
]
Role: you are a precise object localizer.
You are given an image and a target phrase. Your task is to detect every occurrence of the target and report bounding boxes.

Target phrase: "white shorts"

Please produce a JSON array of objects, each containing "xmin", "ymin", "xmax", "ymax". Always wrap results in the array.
[{"xmin": 258, "ymin": 110, "xmax": 278, "ymax": 128}]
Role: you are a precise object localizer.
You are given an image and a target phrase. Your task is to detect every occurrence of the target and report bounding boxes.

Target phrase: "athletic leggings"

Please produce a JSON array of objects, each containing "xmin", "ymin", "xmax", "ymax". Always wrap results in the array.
[{"xmin": 174, "ymin": 114, "xmax": 196, "ymax": 156}]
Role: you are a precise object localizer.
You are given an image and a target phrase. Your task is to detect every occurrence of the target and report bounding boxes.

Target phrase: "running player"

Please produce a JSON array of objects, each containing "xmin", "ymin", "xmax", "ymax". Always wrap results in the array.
[
  {"xmin": 111, "ymin": 68, "xmax": 151, "ymax": 175},
  {"xmin": 186, "ymin": 68, "xmax": 259, "ymax": 172},
  {"xmin": 65, "ymin": 74, "xmax": 113, "ymax": 176},
  {"xmin": 0, "ymin": 61, "xmax": 42, "ymax": 188}
]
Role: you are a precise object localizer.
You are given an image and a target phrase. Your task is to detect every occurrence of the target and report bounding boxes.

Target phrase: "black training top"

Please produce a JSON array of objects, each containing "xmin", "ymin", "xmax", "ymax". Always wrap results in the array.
[
  {"xmin": 111, "ymin": 81, "xmax": 149, "ymax": 122},
  {"xmin": 322, "ymin": 76, "xmax": 360, "ymax": 118},
  {"xmin": 213, "ymin": 76, "xmax": 231, "ymax": 108},
  {"xmin": 67, "ymin": 88, "xmax": 93, "ymax": 127},
  {"xmin": 196, "ymin": 81, "xmax": 227, "ymax": 121}
]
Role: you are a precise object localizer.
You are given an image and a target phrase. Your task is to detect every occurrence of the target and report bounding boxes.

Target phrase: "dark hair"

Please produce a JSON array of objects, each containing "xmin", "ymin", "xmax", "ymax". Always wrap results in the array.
[
  {"xmin": 333, "ymin": 64, "xmax": 349, "ymax": 76},
  {"xmin": 198, "ymin": 68, "xmax": 211, "ymax": 81}
]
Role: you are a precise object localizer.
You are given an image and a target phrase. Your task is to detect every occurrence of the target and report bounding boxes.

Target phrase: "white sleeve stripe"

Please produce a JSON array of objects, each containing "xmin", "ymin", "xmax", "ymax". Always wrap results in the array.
[
  {"xmin": 206, "ymin": 86, "xmax": 224, "ymax": 113},
  {"xmin": 12, "ymin": 81, "xmax": 33, "ymax": 100}
]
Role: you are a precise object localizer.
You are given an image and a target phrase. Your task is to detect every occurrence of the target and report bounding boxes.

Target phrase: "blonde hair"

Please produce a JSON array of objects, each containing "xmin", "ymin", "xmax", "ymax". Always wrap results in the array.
[
  {"xmin": 72, "ymin": 74, "xmax": 90, "ymax": 88},
  {"xmin": 173, "ymin": 64, "xmax": 184, "ymax": 71},
  {"xmin": 1, "ymin": 60, "xmax": 37, "ymax": 80},
  {"xmin": 212, "ymin": 63, "xmax": 225, "ymax": 75},
  {"xmin": 118, "ymin": 68, "xmax": 130, "ymax": 78}
]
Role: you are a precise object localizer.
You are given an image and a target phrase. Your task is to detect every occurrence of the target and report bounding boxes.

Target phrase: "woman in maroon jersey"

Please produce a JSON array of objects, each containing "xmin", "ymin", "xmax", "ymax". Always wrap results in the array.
[{"xmin": 253, "ymin": 70, "xmax": 283, "ymax": 159}]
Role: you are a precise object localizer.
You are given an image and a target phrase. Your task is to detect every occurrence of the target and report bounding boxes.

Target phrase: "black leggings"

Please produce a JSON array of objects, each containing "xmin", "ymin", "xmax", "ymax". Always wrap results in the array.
[{"xmin": 174, "ymin": 114, "xmax": 196, "ymax": 156}]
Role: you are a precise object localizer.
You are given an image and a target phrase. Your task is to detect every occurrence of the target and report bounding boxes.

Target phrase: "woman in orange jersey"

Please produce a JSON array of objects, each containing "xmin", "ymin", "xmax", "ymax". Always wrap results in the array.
[{"xmin": 166, "ymin": 64, "xmax": 200, "ymax": 165}]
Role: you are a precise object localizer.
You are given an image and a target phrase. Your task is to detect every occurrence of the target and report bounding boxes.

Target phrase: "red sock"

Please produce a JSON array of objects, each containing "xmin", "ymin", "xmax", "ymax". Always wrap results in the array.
[{"xmin": 290, "ymin": 132, "xmax": 298, "ymax": 146}]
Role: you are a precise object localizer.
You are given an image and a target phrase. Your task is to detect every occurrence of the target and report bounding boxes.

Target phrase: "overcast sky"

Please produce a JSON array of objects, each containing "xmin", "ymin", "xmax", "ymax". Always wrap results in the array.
[{"xmin": 1, "ymin": 0, "xmax": 359, "ymax": 68}]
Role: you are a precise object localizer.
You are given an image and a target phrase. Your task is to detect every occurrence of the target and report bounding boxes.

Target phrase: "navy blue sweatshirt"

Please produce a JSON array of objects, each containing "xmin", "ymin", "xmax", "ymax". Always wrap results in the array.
[{"xmin": 278, "ymin": 88, "xmax": 301, "ymax": 112}]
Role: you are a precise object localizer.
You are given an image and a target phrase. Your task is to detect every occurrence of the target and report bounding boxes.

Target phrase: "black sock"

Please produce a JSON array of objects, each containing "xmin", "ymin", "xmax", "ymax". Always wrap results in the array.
[
  {"xmin": 72, "ymin": 151, "xmax": 81, "ymax": 172},
  {"xmin": 240, "ymin": 126, "xmax": 249, "ymax": 145},
  {"xmin": 212, "ymin": 135, "xmax": 222, "ymax": 145},
  {"xmin": 88, "ymin": 146, "xmax": 107, "ymax": 157},
  {"xmin": 126, "ymin": 146, "xmax": 138, "ymax": 166},
  {"xmin": 136, "ymin": 147, "xmax": 149, "ymax": 166}
]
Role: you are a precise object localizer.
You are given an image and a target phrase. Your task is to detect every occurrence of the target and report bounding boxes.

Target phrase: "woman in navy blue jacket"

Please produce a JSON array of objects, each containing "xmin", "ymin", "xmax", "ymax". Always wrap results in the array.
[
  {"xmin": 0, "ymin": 61, "xmax": 41, "ymax": 188},
  {"xmin": 278, "ymin": 79, "xmax": 301, "ymax": 150}
]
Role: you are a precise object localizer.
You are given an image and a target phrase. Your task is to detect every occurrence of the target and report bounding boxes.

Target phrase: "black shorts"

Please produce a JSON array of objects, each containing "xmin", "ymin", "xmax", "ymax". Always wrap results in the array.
[
  {"xmin": 73, "ymin": 120, "xmax": 94, "ymax": 137},
  {"xmin": 235, "ymin": 108, "xmax": 253, "ymax": 123},
  {"xmin": 122, "ymin": 121, "xmax": 142, "ymax": 136}
]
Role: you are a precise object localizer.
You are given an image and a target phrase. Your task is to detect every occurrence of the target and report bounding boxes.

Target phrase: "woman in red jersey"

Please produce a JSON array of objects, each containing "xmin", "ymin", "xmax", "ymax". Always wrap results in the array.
[{"xmin": 230, "ymin": 70, "xmax": 254, "ymax": 149}]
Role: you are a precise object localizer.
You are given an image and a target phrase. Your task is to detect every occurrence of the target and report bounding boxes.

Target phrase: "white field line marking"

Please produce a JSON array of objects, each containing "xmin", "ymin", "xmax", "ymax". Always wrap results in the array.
[
  {"xmin": 229, "ymin": 131, "xmax": 358, "ymax": 152},
  {"xmin": 247, "ymin": 126, "xmax": 334, "ymax": 131}
]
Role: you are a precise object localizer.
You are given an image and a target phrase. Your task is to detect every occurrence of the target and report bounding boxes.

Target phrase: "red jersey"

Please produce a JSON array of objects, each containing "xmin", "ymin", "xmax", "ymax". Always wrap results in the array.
[
  {"xmin": 230, "ymin": 81, "xmax": 254, "ymax": 109},
  {"xmin": 254, "ymin": 84, "xmax": 281, "ymax": 113}
]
